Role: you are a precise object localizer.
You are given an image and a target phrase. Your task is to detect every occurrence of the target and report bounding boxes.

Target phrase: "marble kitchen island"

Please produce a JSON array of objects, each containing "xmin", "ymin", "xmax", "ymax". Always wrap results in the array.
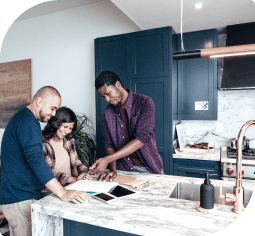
[{"xmin": 31, "ymin": 170, "xmax": 254, "ymax": 236}]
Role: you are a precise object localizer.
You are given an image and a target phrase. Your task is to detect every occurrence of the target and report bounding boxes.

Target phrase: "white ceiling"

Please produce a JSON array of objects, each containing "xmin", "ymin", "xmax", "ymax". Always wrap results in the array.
[
  {"xmin": 111, "ymin": 0, "xmax": 255, "ymax": 33},
  {"xmin": 16, "ymin": 0, "xmax": 105, "ymax": 21},
  {"xmin": 16, "ymin": 0, "xmax": 255, "ymax": 33}
]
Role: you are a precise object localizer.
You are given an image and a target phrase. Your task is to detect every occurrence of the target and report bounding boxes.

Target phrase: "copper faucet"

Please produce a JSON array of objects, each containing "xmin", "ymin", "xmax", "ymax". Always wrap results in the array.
[{"xmin": 220, "ymin": 120, "xmax": 255, "ymax": 214}]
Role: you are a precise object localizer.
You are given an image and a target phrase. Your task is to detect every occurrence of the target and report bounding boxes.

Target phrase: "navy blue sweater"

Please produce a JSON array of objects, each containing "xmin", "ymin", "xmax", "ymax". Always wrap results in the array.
[{"xmin": 0, "ymin": 107, "xmax": 55, "ymax": 204}]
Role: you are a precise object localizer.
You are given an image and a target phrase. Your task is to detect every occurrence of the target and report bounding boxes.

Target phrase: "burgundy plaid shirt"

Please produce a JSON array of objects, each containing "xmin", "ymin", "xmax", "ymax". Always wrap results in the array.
[{"xmin": 102, "ymin": 90, "xmax": 163, "ymax": 174}]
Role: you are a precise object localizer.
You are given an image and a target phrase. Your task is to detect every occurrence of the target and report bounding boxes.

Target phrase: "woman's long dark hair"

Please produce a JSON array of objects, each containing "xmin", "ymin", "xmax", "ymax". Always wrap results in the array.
[{"xmin": 42, "ymin": 106, "xmax": 77, "ymax": 142}]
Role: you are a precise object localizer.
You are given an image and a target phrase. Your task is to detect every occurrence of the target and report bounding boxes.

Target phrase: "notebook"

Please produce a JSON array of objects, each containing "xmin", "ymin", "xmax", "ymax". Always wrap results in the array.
[{"xmin": 112, "ymin": 175, "xmax": 149, "ymax": 189}]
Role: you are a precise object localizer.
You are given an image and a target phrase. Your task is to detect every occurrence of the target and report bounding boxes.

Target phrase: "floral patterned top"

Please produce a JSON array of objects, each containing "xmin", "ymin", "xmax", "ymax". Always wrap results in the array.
[{"xmin": 43, "ymin": 138, "xmax": 88, "ymax": 186}]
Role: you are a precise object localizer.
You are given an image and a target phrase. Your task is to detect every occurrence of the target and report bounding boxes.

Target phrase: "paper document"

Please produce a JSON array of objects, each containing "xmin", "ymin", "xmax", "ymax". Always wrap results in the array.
[{"xmin": 65, "ymin": 180, "xmax": 118, "ymax": 193}]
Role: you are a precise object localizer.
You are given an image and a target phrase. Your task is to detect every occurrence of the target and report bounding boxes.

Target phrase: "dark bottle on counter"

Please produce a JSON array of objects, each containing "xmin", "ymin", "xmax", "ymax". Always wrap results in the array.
[{"xmin": 200, "ymin": 173, "xmax": 214, "ymax": 209}]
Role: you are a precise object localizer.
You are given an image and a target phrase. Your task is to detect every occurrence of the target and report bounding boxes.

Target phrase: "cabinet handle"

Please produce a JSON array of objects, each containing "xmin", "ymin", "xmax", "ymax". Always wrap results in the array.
[
  {"xmin": 186, "ymin": 171, "xmax": 204, "ymax": 175},
  {"xmin": 186, "ymin": 171, "xmax": 220, "ymax": 176}
]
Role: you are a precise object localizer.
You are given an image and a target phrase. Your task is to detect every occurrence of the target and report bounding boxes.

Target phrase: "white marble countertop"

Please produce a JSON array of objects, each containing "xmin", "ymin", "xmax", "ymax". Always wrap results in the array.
[
  {"xmin": 32, "ymin": 171, "xmax": 255, "ymax": 236},
  {"xmin": 173, "ymin": 148, "xmax": 220, "ymax": 161}
]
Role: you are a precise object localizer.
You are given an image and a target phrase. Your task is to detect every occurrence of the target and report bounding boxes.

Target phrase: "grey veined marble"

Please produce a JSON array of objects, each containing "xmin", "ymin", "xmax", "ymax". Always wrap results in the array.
[
  {"xmin": 173, "ymin": 148, "xmax": 220, "ymax": 161},
  {"xmin": 31, "ymin": 171, "xmax": 254, "ymax": 236},
  {"xmin": 177, "ymin": 90, "xmax": 255, "ymax": 149}
]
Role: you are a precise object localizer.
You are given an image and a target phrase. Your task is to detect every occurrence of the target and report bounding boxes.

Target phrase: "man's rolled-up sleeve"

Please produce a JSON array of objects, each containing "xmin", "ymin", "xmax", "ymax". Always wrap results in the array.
[{"xmin": 134, "ymin": 98, "xmax": 155, "ymax": 144}]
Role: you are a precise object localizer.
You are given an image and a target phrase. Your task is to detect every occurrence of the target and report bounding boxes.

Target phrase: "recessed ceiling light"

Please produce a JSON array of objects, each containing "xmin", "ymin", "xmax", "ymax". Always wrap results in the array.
[{"xmin": 194, "ymin": 3, "xmax": 204, "ymax": 9}]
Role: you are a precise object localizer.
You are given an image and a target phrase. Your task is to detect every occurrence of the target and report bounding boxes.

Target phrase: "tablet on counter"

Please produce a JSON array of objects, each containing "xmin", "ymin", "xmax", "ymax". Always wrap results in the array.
[{"xmin": 92, "ymin": 184, "xmax": 137, "ymax": 204}]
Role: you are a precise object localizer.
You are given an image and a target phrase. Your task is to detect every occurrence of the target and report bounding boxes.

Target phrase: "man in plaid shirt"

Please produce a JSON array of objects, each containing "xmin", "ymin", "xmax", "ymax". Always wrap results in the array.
[{"xmin": 91, "ymin": 71, "xmax": 163, "ymax": 181}]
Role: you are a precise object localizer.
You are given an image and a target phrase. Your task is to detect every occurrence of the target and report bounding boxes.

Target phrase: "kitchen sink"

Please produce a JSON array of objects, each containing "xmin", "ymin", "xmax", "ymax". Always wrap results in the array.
[{"xmin": 169, "ymin": 182, "xmax": 253, "ymax": 208}]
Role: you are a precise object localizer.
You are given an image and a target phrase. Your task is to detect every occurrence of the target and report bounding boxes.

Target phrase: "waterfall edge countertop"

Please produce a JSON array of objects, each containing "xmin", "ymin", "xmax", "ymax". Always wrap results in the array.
[
  {"xmin": 173, "ymin": 148, "xmax": 220, "ymax": 161},
  {"xmin": 31, "ymin": 170, "xmax": 254, "ymax": 236}
]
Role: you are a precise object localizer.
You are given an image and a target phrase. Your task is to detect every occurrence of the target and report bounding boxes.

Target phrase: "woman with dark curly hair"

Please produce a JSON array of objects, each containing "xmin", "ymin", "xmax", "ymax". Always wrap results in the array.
[{"xmin": 42, "ymin": 107, "xmax": 91, "ymax": 187}]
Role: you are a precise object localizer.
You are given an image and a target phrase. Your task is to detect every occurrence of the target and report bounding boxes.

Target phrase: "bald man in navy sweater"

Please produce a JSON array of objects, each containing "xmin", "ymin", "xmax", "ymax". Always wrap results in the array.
[{"xmin": 0, "ymin": 86, "xmax": 87, "ymax": 236}]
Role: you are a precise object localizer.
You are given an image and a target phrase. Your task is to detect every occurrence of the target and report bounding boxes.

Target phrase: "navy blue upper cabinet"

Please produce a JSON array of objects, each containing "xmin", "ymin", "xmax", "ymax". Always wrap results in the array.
[
  {"xmin": 95, "ymin": 34, "xmax": 131, "ymax": 80},
  {"xmin": 130, "ymin": 27, "xmax": 170, "ymax": 78},
  {"xmin": 177, "ymin": 29, "xmax": 217, "ymax": 120}
]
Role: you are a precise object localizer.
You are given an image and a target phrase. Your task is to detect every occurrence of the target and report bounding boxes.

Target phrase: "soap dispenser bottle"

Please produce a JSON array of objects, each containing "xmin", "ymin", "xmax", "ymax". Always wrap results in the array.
[{"xmin": 200, "ymin": 173, "xmax": 214, "ymax": 209}]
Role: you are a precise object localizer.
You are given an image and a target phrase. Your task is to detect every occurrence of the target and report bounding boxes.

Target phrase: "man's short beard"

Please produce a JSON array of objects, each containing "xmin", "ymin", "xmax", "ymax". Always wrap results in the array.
[
  {"xmin": 39, "ymin": 108, "xmax": 47, "ymax": 122},
  {"xmin": 111, "ymin": 101, "xmax": 121, "ymax": 109}
]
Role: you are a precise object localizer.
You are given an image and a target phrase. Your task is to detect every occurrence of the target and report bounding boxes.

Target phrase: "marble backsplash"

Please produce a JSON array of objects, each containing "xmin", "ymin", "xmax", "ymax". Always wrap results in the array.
[{"xmin": 175, "ymin": 89, "xmax": 255, "ymax": 149}]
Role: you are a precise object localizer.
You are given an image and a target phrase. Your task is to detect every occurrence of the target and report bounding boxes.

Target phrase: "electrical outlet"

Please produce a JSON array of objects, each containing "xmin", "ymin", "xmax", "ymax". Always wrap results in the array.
[{"xmin": 216, "ymin": 122, "xmax": 223, "ymax": 132}]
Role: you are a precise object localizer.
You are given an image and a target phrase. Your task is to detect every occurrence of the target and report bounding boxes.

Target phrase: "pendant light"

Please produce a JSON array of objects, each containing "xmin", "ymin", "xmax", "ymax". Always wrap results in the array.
[
  {"xmin": 173, "ymin": 44, "xmax": 255, "ymax": 60},
  {"xmin": 173, "ymin": 1, "xmax": 255, "ymax": 60}
]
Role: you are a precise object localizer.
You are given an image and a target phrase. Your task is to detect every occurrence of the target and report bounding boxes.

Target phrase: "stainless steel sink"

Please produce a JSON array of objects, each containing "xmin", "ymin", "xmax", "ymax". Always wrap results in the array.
[{"xmin": 169, "ymin": 182, "xmax": 253, "ymax": 208}]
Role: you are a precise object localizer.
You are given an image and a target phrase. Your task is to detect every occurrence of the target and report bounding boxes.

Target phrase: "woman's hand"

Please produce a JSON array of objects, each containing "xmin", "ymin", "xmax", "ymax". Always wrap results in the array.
[
  {"xmin": 77, "ymin": 172, "xmax": 92, "ymax": 181},
  {"xmin": 67, "ymin": 176, "xmax": 78, "ymax": 184}
]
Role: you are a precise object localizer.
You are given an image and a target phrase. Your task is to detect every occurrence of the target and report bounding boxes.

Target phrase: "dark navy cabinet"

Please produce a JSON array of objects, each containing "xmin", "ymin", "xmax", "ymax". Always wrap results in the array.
[
  {"xmin": 171, "ymin": 34, "xmax": 178, "ymax": 120},
  {"xmin": 174, "ymin": 158, "xmax": 221, "ymax": 179},
  {"xmin": 131, "ymin": 77, "xmax": 171, "ymax": 172},
  {"xmin": 95, "ymin": 34, "xmax": 131, "ymax": 80},
  {"xmin": 130, "ymin": 28, "xmax": 169, "ymax": 78},
  {"xmin": 176, "ymin": 29, "xmax": 217, "ymax": 120},
  {"xmin": 64, "ymin": 219, "xmax": 139, "ymax": 236},
  {"xmin": 95, "ymin": 27, "xmax": 174, "ymax": 175}
]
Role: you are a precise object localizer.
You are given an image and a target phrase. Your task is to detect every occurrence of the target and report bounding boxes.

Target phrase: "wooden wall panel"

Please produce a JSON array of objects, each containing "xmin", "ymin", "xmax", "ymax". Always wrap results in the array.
[{"xmin": 0, "ymin": 59, "xmax": 31, "ymax": 128}]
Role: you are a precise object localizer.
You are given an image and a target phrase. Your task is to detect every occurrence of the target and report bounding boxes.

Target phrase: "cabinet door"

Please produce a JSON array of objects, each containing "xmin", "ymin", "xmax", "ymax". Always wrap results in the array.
[
  {"xmin": 130, "ymin": 27, "xmax": 170, "ymax": 79},
  {"xmin": 95, "ymin": 34, "xmax": 131, "ymax": 79},
  {"xmin": 95, "ymin": 35, "xmax": 131, "ymax": 158},
  {"xmin": 174, "ymin": 158, "xmax": 221, "ymax": 179},
  {"xmin": 172, "ymin": 34, "xmax": 178, "ymax": 119},
  {"xmin": 64, "ymin": 219, "xmax": 139, "ymax": 236},
  {"xmin": 131, "ymin": 78, "xmax": 172, "ymax": 175},
  {"xmin": 177, "ymin": 29, "xmax": 217, "ymax": 120}
]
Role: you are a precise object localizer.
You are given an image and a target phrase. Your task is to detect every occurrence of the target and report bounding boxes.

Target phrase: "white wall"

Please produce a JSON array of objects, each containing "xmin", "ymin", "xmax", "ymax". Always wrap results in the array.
[{"xmin": 0, "ymin": 1, "xmax": 140, "ymax": 148}]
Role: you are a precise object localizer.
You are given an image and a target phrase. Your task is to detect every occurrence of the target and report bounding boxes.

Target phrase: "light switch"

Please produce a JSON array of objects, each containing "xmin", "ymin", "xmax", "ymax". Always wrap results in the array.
[{"xmin": 216, "ymin": 122, "xmax": 223, "ymax": 132}]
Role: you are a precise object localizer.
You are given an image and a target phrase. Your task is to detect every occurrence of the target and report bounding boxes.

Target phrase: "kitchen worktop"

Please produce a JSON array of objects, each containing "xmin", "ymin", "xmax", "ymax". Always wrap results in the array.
[
  {"xmin": 31, "ymin": 170, "xmax": 254, "ymax": 236},
  {"xmin": 173, "ymin": 148, "xmax": 220, "ymax": 161}
]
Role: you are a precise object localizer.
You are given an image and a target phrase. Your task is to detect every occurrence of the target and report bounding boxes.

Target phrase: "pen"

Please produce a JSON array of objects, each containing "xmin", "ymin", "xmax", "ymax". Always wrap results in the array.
[
  {"xmin": 82, "ymin": 166, "xmax": 95, "ymax": 180},
  {"xmin": 85, "ymin": 191, "xmax": 96, "ymax": 194}
]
